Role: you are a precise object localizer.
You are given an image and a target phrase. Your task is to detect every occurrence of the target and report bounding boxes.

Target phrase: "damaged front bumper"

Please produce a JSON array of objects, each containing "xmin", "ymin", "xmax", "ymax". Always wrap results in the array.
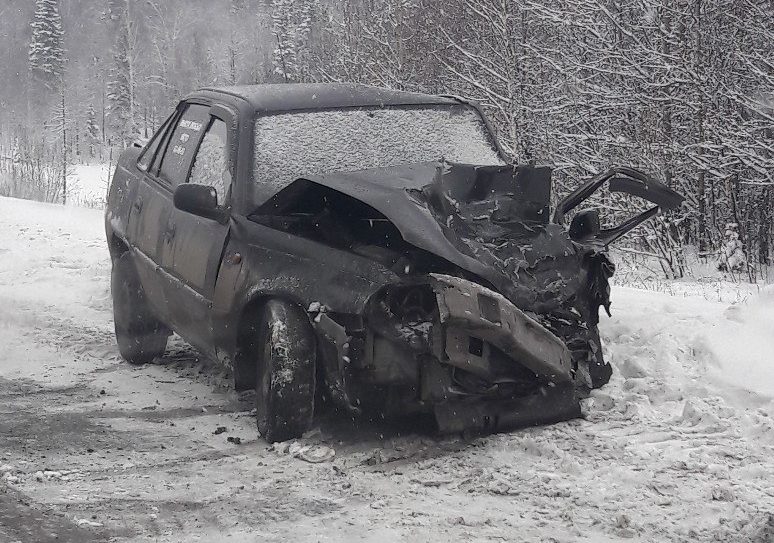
[
  {"xmin": 428, "ymin": 274, "xmax": 573, "ymax": 385},
  {"xmin": 427, "ymin": 274, "xmax": 580, "ymax": 433},
  {"xmin": 313, "ymin": 273, "xmax": 582, "ymax": 434}
]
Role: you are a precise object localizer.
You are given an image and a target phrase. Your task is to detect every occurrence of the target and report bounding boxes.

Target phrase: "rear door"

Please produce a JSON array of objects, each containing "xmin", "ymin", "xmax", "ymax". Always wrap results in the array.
[
  {"xmin": 161, "ymin": 105, "xmax": 235, "ymax": 352},
  {"xmin": 126, "ymin": 110, "xmax": 182, "ymax": 321}
]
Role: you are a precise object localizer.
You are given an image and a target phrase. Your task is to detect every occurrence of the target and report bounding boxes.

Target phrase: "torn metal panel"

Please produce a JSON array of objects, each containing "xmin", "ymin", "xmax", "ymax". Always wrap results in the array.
[
  {"xmin": 313, "ymin": 312, "xmax": 360, "ymax": 414},
  {"xmin": 554, "ymin": 167, "xmax": 685, "ymax": 246},
  {"xmin": 434, "ymin": 382, "xmax": 580, "ymax": 435},
  {"xmin": 553, "ymin": 167, "xmax": 684, "ymax": 223},
  {"xmin": 429, "ymin": 274, "xmax": 573, "ymax": 384},
  {"xmin": 254, "ymin": 162, "xmax": 586, "ymax": 315}
]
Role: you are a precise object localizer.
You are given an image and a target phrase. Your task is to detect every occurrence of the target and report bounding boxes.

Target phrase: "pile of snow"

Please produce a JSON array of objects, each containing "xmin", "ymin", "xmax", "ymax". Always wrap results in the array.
[
  {"xmin": 705, "ymin": 286, "xmax": 774, "ymax": 396},
  {"xmin": 604, "ymin": 285, "xmax": 774, "ymax": 400}
]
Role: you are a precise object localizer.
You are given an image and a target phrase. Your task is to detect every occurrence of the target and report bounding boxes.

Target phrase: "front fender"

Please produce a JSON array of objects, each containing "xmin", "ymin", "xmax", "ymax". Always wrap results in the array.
[{"xmin": 212, "ymin": 216, "xmax": 400, "ymax": 355}]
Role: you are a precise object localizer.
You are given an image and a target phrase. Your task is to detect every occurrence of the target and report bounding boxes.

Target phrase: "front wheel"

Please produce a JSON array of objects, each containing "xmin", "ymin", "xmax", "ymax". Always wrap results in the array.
[
  {"xmin": 111, "ymin": 252, "xmax": 168, "ymax": 365},
  {"xmin": 254, "ymin": 299, "xmax": 317, "ymax": 443}
]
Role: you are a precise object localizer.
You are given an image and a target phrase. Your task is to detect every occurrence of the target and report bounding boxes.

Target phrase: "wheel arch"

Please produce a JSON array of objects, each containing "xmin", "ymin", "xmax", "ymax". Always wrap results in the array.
[
  {"xmin": 108, "ymin": 233, "xmax": 131, "ymax": 261},
  {"xmin": 232, "ymin": 292, "xmax": 314, "ymax": 391}
]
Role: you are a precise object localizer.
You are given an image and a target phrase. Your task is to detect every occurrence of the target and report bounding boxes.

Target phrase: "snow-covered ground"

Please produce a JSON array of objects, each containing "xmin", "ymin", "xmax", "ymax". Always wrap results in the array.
[
  {"xmin": 0, "ymin": 195, "xmax": 772, "ymax": 542},
  {"xmin": 66, "ymin": 163, "xmax": 112, "ymax": 208}
]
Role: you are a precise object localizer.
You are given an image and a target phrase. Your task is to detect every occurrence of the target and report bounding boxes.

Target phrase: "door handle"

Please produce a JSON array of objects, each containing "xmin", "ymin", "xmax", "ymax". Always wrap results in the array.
[{"xmin": 133, "ymin": 198, "xmax": 144, "ymax": 212}]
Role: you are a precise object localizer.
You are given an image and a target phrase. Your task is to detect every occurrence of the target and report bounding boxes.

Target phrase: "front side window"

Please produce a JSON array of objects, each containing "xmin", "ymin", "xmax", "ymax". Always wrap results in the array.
[
  {"xmin": 158, "ymin": 103, "xmax": 210, "ymax": 186},
  {"xmin": 252, "ymin": 105, "xmax": 505, "ymax": 204},
  {"xmin": 190, "ymin": 118, "xmax": 231, "ymax": 205}
]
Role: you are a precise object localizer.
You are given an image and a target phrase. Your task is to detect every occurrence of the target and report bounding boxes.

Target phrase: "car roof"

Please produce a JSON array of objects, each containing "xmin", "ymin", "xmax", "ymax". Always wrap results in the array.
[{"xmin": 195, "ymin": 83, "xmax": 461, "ymax": 114}]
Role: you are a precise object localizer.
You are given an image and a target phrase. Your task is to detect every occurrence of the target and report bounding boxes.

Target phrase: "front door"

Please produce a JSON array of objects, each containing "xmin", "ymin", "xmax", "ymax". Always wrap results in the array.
[{"xmin": 161, "ymin": 106, "xmax": 234, "ymax": 353}]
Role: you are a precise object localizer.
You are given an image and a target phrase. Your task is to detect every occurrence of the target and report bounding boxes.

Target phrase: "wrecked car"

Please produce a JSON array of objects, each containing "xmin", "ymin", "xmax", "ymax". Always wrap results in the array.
[{"xmin": 105, "ymin": 83, "xmax": 683, "ymax": 442}]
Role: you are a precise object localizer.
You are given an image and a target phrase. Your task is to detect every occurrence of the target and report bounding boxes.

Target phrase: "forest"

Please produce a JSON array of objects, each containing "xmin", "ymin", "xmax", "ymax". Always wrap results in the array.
[{"xmin": 0, "ymin": 0, "xmax": 772, "ymax": 280}]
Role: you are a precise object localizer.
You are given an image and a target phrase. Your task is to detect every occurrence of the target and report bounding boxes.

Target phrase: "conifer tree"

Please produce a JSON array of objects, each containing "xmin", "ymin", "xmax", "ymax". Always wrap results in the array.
[
  {"xmin": 106, "ymin": 0, "xmax": 135, "ymax": 144},
  {"xmin": 85, "ymin": 103, "xmax": 101, "ymax": 157},
  {"xmin": 29, "ymin": 0, "xmax": 65, "ymax": 92}
]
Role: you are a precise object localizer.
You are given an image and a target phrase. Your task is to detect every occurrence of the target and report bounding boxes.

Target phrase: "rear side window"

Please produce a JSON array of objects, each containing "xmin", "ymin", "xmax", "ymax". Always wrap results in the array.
[{"xmin": 158, "ymin": 104, "xmax": 210, "ymax": 186}]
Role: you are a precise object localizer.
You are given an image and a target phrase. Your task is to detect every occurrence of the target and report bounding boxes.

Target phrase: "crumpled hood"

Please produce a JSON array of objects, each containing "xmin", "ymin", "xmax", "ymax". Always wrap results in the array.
[{"xmin": 255, "ymin": 161, "xmax": 587, "ymax": 314}]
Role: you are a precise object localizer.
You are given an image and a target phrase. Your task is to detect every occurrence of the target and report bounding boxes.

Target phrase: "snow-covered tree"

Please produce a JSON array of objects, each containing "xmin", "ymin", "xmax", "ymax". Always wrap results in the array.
[
  {"xmin": 85, "ymin": 103, "xmax": 101, "ymax": 157},
  {"xmin": 28, "ymin": 0, "xmax": 65, "ymax": 92},
  {"xmin": 106, "ymin": 0, "xmax": 135, "ymax": 144},
  {"xmin": 191, "ymin": 34, "xmax": 215, "ymax": 88},
  {"xmin": 271, "ymin": 0, "xmax": 315, "ymax": 82},
  {"xmin": 718, "ymin": 223, "xmax": 747, "ymax": 273}
]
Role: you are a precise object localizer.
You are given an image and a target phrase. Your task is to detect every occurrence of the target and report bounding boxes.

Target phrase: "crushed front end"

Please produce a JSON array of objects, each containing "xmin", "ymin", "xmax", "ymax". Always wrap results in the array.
[
  {"xmin": 312, "ymin": 273, "xmax": 581, "ymax": 434},
  {"xmin": 252, "ymin": 160, "xmax": 683, "ymax": 434}
]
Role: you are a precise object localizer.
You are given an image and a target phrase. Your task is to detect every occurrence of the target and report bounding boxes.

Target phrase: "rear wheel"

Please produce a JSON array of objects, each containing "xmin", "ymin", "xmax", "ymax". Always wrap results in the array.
[
  {"xmin": 111, "ymin": 252, "xmax": 168, "ymax": 365},
  {"xmin": 254, "ymin": 300, "xmax": 316, "ymax": 443}
]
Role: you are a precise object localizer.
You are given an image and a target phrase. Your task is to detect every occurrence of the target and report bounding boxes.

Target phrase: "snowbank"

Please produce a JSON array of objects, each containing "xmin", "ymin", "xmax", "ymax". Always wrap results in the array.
[
  {"xmin": 604, "ymin": 285, "xmax": 774, "ymax": 401},
  {"xmin": 705, "ymin": 286, "xmax": 774, "ymax": 397}
]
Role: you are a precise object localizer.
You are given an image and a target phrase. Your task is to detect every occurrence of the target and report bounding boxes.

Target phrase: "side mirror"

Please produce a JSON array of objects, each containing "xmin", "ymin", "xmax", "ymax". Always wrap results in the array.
[
  {"xmin": 173, "ymin": 184, "xmax": 228, "ymax": 223},
  {"xmin": 569, "ymin": 209, "xmax": 600, "ymax": 241}
]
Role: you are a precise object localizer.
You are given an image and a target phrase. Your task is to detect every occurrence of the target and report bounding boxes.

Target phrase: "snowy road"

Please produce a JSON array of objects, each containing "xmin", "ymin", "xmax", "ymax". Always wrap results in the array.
[{"xmin": 0, "ymin": 195, "xmax": 773, "ymax": 542}]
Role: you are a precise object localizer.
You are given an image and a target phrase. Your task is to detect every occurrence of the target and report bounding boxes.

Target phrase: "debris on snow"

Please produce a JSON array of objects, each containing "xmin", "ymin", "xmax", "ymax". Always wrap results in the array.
[
  {"xmin": 271, "ymin": 440, "xmax": 336, "ymax": 463},
  {"xmin": 32, "ymin": 469, "xmax": 80, "ymax": 482},
  {"xmin": 75, "ymin": 519, "xmax": 103, "ymax": 528},
  {"xmin": 711, "ymin": 484, "xmax": 735, "ymax": 502},
  {"xmin": 307, "ymin": 302, "xmax": 330, "ymax": 323}
]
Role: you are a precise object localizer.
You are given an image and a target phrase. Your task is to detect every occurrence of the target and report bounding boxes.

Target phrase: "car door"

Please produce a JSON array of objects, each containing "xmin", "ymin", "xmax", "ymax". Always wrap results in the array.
[
  {"xmin": 125, "ymin": 109, "xmax": 182, "ymax": 322},
  {"xmin": 161, "ymin": 105, "xmax": 234, "ymax": 353},
  {"xmin": 129, "ymin": 102, "xmax": 212, "ymax": 324}
]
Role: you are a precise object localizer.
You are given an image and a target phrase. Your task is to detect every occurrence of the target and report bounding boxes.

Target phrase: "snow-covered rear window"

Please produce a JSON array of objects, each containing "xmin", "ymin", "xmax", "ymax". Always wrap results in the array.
[{"xmin": 252, "ymin": 105, "xmax": 504, "ymax": 202}]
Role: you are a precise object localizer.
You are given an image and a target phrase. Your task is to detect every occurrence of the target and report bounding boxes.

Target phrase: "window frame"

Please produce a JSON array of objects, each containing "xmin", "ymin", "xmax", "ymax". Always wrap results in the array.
[
  {"xmin": 156, "ymin": 102, "xmax": 211, "ymax": 189},
  {"xmin": 136, "ymin": 110, "xmax": 177, "ymax": 174}
]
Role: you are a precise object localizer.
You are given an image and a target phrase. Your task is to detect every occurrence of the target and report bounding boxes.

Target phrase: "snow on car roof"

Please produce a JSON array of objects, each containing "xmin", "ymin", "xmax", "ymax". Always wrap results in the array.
[{"xmin": 198, "ymin": 83, "xmax": 460, "ymax": 114}]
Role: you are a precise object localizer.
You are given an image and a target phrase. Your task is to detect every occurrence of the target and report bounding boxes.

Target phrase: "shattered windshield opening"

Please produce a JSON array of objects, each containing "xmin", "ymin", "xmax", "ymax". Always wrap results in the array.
[{"xmin": 251, "ymin": 104, "xmax": 505, "ymax": 204}]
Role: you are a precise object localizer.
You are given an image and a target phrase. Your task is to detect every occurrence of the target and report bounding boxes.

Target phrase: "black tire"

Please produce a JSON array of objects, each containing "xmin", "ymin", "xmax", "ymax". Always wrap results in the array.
[
  {"xmin": 255, "ymin": 299, "xmax": 316, "ymax": 443},
  {"xmin": 111, "ymin": 252, "xmax": 168, "ymax": 365}
]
